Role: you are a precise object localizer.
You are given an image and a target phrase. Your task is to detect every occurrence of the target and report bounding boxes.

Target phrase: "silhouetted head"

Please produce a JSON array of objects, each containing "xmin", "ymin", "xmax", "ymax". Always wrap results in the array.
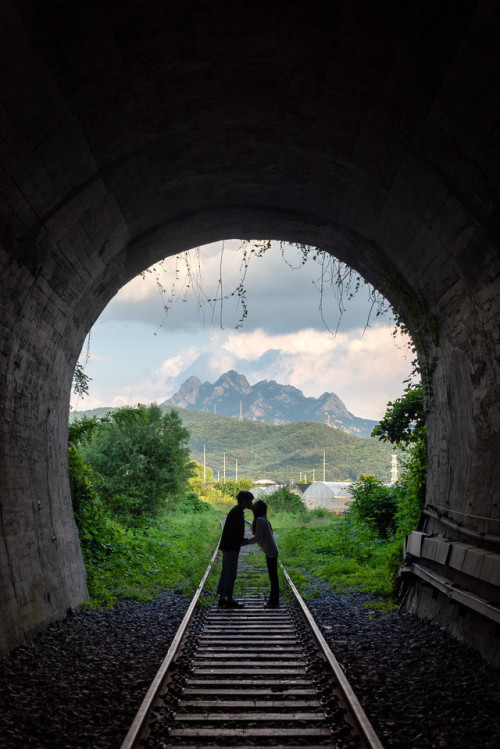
[
  {"xmin": 236, "ymin": 490, "xmax": 254, "ymax": 509},
  {"xmin": 252, "ymin": 499, "xmax": 271, "ymax": 534},
  {"xmin": 252, "ymin": 499, "xmax": 268, "ymax": 519}
]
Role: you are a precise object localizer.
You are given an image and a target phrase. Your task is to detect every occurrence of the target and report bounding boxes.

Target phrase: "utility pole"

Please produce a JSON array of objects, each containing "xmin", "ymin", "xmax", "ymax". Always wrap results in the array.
[{"xmin": 391, "ymin": 452, "xmax": 398, "ymax": 483}]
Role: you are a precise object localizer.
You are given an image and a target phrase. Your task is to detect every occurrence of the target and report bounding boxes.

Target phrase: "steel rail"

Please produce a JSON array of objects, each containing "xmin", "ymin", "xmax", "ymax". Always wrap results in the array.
[
  {"xmin": 120, "ymin": 541, "xmax": 220, "ymax": 749},
  {"xmin": 281, "ymin": 565, "xmax": 384, "ymax": 749},
  {"xmin": 121, "ymin": 540, "xmax": 384, "ymax": 749}
]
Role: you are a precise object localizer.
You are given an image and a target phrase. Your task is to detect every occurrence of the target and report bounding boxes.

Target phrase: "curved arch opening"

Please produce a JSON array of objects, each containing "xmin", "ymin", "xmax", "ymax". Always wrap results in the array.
[
  {"xmin": 2, "ymin": 190, "xmax": 496, "ymax": 663},
  {"xmin": 65, "ymin": 238, "xmax": 425, "ymax": 620},
  {"xmin": 71, "ymin": 239, "xmax": 415, "ymax": 421}
]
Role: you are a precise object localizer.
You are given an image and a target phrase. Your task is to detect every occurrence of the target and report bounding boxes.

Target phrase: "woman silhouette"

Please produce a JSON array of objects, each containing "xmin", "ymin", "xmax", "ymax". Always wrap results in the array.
[{"xmin": 248, "ymin": 499, "xmax": 280, "ymax": 608}]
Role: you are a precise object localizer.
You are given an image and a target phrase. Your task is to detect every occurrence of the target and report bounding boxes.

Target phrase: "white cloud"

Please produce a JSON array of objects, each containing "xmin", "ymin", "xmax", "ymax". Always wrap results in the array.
[
  {"xmin": 115, "ymin": 274, "xmax": 158, "ymax": 302},
  {"xmin": 72, "ymin": 242, "xmax": 413, "ymax": 421},
  {"xmin": 103, "ymin": 348, "xmax": 203, "ymax": 408},
  {"xmin": 101, "ymin": 240, "xmax": 392, "ymax": 336},
  {"xmin": 205, "ymin": 324, "xmax": 411, "ymax": 419},
  {"xmin": 156, "ymin": 348, "xmax": 201, "ymax": 380},
  {"xmin": 72, "ymin": 323, "xmax": 411, "ymax": 419}
]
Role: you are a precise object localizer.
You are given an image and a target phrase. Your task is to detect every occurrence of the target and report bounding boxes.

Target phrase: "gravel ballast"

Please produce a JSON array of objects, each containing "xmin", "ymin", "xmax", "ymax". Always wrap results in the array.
[
  {"xmin": 0, "ymin": 594, "xmax": 188, "ymax": 748},
  {"xmin": 308, "ymin": 592, "xmax": 500, "ymax": 748},
  {"xmin": 1, "ymin": 590, "xmax": 499, "ymax": 748}
]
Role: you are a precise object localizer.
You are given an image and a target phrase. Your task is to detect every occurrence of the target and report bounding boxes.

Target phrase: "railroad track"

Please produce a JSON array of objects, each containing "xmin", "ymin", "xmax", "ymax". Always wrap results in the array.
[{"xmin": 121, "ymin": 542, "xmax": 383, "ymax": 749}]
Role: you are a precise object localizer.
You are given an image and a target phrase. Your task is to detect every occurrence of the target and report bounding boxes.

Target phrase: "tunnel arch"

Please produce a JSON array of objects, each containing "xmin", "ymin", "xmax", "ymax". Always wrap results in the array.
[{"xmin": 1, "ymin": 0, "xmax": 500, "ymax": 660}]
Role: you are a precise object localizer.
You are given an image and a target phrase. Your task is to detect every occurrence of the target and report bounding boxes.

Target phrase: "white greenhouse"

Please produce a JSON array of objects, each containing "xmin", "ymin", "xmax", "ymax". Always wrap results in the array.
[
  {"xmin": 251, "ymin": 483, "xmax": 285, "ymax": 499},
  {"xmin": 302, "ymin": 481, "xmax": 353, "ymax": 514}
]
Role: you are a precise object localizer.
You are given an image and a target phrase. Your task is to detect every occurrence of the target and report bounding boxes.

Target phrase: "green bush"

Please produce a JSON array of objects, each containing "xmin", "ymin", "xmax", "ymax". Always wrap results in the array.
[
  {"xmin": 83, "ymin": 513, "xmax": 221, "ymax": 607},
  {"xmin": 308, "ymin": 508, "xmax": 331, "ymax": 520},
  {"xmin": 69, "ymin": 421, "xmax": 120, "ymax": 569},
  {"xmin": 265, "ymin": 487, "xmax": 307, "ymax": 514},
  {"xmin": 394, "ymin": 440, "xmax": 427, "ymax": 534},
  {"xmin": 371, "ymin": 382, "xmax": 427, "ymax": 532},
  {"xmin": 347, "ymin": 475, "xmax": 398, "ymax": 538},
  {"xmin": 175, "ymin": 492, "xmax": 214, "ymax": 514},
  {"xmin": 385, "ymin": 538, "xmax": 405, "ymax": 595},
  {"xmin": 80, "ymin": 404, "xmax": 194, "ymax": 523},
  {"xmin": 200, "ymin": 486, "xmax": 236, "ymax": 510},
  {"xmin": 188, "ymin": 461, "xmax": 214, "ymax": 495},
  {"xmin": 279, "ymin": 515, "xmax": 388, "ymax": 597},
  {"xmin": 372, "ymin": 383, "xmax": 425, "ymax": 445},
  {"xmin": 212, "ymin": 478, "xmax": 253, "ymax": 497}
]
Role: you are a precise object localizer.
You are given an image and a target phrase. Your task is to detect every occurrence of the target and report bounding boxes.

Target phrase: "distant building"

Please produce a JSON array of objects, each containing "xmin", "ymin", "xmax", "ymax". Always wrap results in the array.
[
  {"xmin": 251, "ymin": 481, "xmax": 285, "ymax": 498},
  {"xmin": 302, "ymin": 481, "xmax": 353, "ymax": 514}
]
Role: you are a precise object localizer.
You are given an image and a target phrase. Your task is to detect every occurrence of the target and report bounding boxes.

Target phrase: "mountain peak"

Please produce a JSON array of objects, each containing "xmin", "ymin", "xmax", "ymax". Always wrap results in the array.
[
  {"xmin": 163, "ymin": 370, "xmax": 378, "ymax": 438},
  {"xmin": 215, "ymin": 370, "xmax": 251, "ymax": 391}
]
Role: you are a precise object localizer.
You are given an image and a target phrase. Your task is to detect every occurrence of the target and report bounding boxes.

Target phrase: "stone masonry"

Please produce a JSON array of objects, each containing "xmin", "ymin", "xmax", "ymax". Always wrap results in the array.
[{"xmin": 1, "ymin": 1, "xmax": 499, "ymax": 660}]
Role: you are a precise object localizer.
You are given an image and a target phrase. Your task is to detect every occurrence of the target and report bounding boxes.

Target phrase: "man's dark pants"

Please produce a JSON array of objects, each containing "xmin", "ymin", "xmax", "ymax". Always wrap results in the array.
[{"xmin": 217, "ymin": 550, "xmax": 239, "ymax": 597}]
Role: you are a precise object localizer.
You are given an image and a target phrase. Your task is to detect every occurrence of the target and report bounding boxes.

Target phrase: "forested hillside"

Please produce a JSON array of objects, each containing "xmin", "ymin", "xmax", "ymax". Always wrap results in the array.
[
  {"xmin": 71, "ymin": 405, "xmax": 393, "ymax": 483},
  {"xmin": 176, "ymin": 407, "xmax": 392, "ymax": 482}
]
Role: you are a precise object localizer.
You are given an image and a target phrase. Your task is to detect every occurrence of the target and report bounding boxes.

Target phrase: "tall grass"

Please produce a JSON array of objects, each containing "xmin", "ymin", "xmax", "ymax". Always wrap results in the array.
[
  {"xmin": 274, "ymin": 510, "xmax": 402, "ymax": 601},
  {"xmin": 84, "ymin": 510, "xmax": 221, "ymax": 607},
  {"xmin": 82, "ymin": 501, "xmax": 404, "ymax": 610}
]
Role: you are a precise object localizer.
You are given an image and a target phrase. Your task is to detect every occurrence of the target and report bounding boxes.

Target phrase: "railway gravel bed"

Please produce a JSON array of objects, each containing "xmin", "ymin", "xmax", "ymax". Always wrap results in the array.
[{"xmin": 0, "ymin": 588, "xmax": 499, "ymax": 748}]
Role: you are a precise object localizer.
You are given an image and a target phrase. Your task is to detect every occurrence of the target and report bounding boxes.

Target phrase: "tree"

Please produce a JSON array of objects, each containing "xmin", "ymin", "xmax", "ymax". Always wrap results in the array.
[
  {"xmin": 372, "ymin": 384, "xmax": 427, "ymax": 533},
  {"xmin": 371, "ymin": 384, "xmax": 425, "ymax": 448},
  {"xmin": 68, "ymin": 416, "xmax": 117, "ymax": 566},
  {"xmin": 212, "ymin": 478, "xmax": 253, "ymax": 497},
  {"xmin": 265, "ymin": 487, "xmax": 307, "ymax": 515},
  {"xmin": 348, "ymin": 474, "xmax": 398, "ymax": 539},
  {"xmin": 81, "ymin": 404, "xmax": 194, "ymax": 521},
  {"xmin": 187, "ymin": 460, "xmax": 214, "ymax": 495}
]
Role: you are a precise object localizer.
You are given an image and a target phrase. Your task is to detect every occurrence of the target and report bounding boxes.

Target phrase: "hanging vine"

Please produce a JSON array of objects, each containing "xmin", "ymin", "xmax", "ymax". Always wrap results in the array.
[
  {"xmin": 72, "ymin": 332, "xmax": 93, "ymax": 404},
  {"xmin": 138, "ymin": 239, "xmax": 395, "ymax": 338},
  {"xmin": 74, "ymin": 239, "xmax": 425, "ymax": 398}
]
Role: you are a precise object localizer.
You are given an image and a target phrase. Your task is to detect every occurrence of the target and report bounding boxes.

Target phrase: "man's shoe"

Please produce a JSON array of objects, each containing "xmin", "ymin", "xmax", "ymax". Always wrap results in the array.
[
  {"xmin": 264, "ymin": 602, "xmax": 280, "ymax": 608},
  {"xmin": 218, "ymin": 597, "xmax": 228, "ymax": 608},
  {"xmin": 226, "ymin": 598, "xmax": 244, "ymax": 608}
]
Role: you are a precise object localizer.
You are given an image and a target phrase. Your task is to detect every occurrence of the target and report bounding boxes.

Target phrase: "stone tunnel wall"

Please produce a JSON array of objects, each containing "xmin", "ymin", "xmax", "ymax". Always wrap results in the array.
[
  {"xmin": 408, "ymin": 249, "xmax": 500, "ymax": 666},
  {"xmin": 1, "ymin": 0, "xmax": 500, "ymax": 660},
  {"xmin": 0, "ymin": 250, "xmax": 89, "ymax": 651}
]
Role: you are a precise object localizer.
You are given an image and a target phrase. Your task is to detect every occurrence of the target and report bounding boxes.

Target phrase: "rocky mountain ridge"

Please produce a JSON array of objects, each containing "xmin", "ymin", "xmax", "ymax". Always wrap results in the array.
[{"xmin": 162, "ymin": 370, "xmax": 378, "ymax": 438}]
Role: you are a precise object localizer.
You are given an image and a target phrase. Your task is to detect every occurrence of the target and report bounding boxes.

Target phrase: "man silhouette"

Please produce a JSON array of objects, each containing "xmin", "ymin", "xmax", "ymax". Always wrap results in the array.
[{"xmin": 217, "ymin": 490, "xmax": 254, "ymax": 608}]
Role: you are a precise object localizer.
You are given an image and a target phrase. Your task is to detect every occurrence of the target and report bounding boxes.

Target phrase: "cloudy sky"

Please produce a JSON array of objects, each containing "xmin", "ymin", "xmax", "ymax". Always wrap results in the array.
[{"xmin": 71, "ymin": 240, "xmax": 415, "ymax": 421}]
